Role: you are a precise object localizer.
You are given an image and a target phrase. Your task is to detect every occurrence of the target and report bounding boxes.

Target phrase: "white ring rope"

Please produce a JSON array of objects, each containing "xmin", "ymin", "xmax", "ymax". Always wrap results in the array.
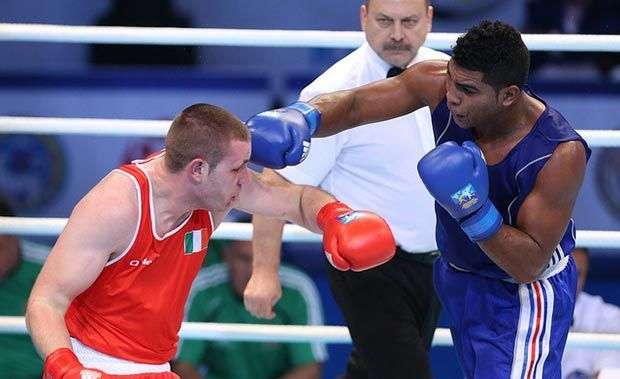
[
  {"xmin": 0, "ymin": 217, "xmax": 618, "ymax": 248},
  {"xmin": 0, "ymin": 217, "xmax": 321, "ymax": 242},
  {"xmin": 1, "ymin": 117, "xmax": 619, "ymax": 148},
  {"xmin": 0, "ymin": 117, "xmax": 171, "ymax": 137},
  {"xmin": 1, "ymin": 316, "xmax": 619, "ymax": 350},
  {"xmin": 1, "ymin": 23, "xmax": 620, "ymax": 52}
]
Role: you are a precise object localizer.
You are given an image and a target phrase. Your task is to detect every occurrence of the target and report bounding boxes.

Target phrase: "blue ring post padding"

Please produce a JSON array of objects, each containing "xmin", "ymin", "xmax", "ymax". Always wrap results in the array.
[
  {"xmin": 461, "ymin": 200, "xmax": 503, "ymax": 242},
  {"xmin": 288, "ymin": 101, "xmax": 321, "ymax": 135}
]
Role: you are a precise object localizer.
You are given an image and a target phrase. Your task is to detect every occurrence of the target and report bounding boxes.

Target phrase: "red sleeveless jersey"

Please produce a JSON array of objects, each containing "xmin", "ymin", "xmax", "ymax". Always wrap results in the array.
[{"xmin": 65, "ymin": 160, "xmax": 213, "ymax": 363}]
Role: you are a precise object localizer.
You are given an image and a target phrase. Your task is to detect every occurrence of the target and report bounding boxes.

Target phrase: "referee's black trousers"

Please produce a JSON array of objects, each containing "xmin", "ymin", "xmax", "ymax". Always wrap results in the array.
[{"xmin": 327, "ymin": 247, "xmax": 440, "ymax": 379}]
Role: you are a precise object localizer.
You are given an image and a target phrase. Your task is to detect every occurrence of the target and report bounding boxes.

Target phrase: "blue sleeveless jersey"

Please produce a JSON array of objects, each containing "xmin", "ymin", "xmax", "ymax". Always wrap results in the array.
[{"xmin": 430, "ymin": 92, "xmax": 591, "ymax": 279}]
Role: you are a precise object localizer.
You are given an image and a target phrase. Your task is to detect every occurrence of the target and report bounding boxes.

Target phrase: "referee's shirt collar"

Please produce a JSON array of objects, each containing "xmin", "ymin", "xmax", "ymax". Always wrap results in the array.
[{"xmin": 362, "ymin": 41, "xmax": 418, "ymax": 79}]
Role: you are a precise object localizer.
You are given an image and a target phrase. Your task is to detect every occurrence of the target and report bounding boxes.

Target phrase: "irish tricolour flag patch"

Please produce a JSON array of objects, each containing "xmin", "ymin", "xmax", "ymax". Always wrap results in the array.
[{"xmin": 184, "ymin": 229, "xmax": 209, "ymax": 254}]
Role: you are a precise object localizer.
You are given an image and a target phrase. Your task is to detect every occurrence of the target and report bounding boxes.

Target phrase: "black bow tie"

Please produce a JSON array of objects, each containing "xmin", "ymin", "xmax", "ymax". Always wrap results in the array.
[{"xmin": 386, "ymin": 66, "xmax": 405, "ymax": 78}]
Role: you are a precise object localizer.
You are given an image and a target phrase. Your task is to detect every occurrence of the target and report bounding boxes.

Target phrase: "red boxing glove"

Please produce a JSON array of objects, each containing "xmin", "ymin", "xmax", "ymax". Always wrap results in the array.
[
  {"xmin": 43, "ymin": 348, "xmax": 180, "ymax": 379},
  {"xmin": 43, "ymin": 348, "xmax": 106, "ymax": 379},
  {"xmin": 317, "ymin": 201, "xmax": 396, "ymax": 271}
]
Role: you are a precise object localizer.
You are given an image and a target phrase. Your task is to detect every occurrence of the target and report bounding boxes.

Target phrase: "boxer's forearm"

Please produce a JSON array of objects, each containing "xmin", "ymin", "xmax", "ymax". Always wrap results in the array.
[
  {"xmin": 252, "ymin": 213, "xmax": 285, "ymax": 274},
  {"xmin": 478, "ymin": 225, "xmax": 554, "ymax": 283},
  {"xmin": 26, "ymin": 297, "xmax": 72, "ymax": 358}
]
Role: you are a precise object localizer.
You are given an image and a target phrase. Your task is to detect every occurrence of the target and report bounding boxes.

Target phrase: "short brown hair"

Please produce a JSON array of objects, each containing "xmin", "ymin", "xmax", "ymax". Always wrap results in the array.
[{"xmin": 164, "ymin": 103, "xmax": 249, "ymax": 172}]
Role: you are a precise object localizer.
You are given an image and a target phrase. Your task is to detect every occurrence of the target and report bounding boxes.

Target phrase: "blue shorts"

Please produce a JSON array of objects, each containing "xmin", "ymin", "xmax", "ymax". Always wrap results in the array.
[{"xmin": 434, "ymin": 256, "xmax": 577, "ymax": 379}]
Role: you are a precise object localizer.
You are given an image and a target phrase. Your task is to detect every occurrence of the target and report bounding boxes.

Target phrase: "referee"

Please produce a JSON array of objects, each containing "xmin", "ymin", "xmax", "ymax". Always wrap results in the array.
[{"xmin": 245, "ymin": 0, "xmax": 447, "ymax": 378}]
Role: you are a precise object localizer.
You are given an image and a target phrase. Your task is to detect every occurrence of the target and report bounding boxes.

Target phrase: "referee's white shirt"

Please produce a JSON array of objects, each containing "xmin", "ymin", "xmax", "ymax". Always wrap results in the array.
[{"xmin": 278, "ymin": 42, "xmax": 449, "ymax": 253}]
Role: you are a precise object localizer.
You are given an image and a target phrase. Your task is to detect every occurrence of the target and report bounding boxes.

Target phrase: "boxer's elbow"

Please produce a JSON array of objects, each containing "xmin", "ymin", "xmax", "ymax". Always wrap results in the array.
[
  {"xmin": 511, "ymin": 259, "xmax": 549, "ymax": 284},
  {"xmin": 512, "ymin": 271, "xmax": 540, "ymax": 284}
]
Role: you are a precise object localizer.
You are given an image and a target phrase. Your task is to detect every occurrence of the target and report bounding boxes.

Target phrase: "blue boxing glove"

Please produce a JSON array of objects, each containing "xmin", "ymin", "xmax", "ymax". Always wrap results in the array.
[
  {"xmin": 246, "ymin": 102, "xmax": 320, "ymax": 169},
  {"xmin": 417, "ymin": 141, "xmax": 503, "ymax": 242}
]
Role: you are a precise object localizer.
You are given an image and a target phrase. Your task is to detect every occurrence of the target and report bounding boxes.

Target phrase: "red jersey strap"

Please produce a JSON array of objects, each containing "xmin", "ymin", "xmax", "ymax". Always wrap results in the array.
[
  {"xmin": 117, "ymin": 164, "xmax": 147, "ymax": 185},
  {"xmin": 114, "ymin": 164, "xmax": 152, "ymax": 255},
  {"xmin": 117, "ymin": 164, "xmax": 149, "ymax": 206}
]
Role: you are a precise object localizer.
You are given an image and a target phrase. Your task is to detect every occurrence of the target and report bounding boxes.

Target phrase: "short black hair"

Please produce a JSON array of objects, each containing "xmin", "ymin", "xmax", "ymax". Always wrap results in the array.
[{"xmin": 453, "ymin": 20, "xmax": 530, "ymax": 91}]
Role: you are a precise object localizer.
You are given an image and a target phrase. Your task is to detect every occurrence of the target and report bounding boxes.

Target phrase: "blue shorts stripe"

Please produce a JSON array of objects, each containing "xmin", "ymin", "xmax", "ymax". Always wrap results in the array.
[
  {"xmin": 537, "ymin": 279, "xmax": 555, "ymax": 379},
  {"xmin": 523, "ymin": 285, "xmax": 537, "ymax": 378},
  {"xmin": 532, "ymin": 282, "xmax": 548, "ymax": 378},
  {"xmin": 526, "ymin": 282, "xmax": 543, "ymax": 379},
  {"xmin": 512, "ymin": 285, "xmax": 532, "ymax": 379}
]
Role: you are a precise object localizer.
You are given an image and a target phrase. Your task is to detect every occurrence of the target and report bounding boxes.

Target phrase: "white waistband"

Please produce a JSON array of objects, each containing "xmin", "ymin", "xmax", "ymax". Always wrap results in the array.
[
  {"xmin": 538, "ymin": 254, "xmax": 570, "ymax": 280},
  {"xmin": 448, "ymin": 255, "xmax": 570, "ymax": 283},
  {"xmin": 70, "ymin": 338, "xmax": 170, "ymax": 375}
]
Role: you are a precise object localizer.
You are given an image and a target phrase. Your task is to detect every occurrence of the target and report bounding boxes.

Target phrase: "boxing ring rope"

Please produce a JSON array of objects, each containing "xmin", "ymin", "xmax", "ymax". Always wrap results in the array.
[
  {"xmin": 2, "ymin": 316, "xmax": 619, "ymax": 350},
  {"xmin": 1, "ymin": 116, "xmax": 620, "ymax": 148},
  {"xmin": 1, "ymin": 23, "xmax": 620, "ymax": 52},
  {"xmin": 0, "ymin": 217, "xmax": 321, "ymax": 243},
  {"xmin": 1, "ymin": 217, "xmax": 619, "ymax": 248},
  {"xmin": 1, "ymin": 23, "xmax": 620, "ymax": 352}
]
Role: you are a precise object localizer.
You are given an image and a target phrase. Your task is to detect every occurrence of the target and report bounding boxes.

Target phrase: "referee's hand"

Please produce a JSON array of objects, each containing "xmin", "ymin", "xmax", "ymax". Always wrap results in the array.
[{"xmin": 244, "ymin": 269, "xmax": 281, "ymax": 319}]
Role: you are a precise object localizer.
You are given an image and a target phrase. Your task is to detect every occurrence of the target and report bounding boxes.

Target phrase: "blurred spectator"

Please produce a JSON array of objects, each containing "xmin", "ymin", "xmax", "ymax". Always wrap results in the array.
[
  {"xmin": 120, "ymin": 137, "xmax": 166, "ymax": 165},
  {"xmin": 0, "ymin": 197, "xmax": 48, "ymax": 378},
  {"xmin": 90, "ymin": 0, "xmax": 197, "ymax": 66},
  {"xmin": 525, "ymin": 0, "xmax": 620, "ymax": 79},
  {"xmin": 562, "ymin": 248, "xmax": 620, "ymax": 379},
  {"xmin": 173, "ymin": 239, "xmax": 326, "ymax": 379}
]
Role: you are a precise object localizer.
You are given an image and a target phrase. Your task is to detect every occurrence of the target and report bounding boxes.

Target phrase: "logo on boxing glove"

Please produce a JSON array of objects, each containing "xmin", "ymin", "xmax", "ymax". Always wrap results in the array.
[
  {"xmin": 336, "ymin": 211, "xmax": 364, "ymax": 224},
  {"xmin": 450, "ymin": 183, "xmax": 479, "ymax": 210}
]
